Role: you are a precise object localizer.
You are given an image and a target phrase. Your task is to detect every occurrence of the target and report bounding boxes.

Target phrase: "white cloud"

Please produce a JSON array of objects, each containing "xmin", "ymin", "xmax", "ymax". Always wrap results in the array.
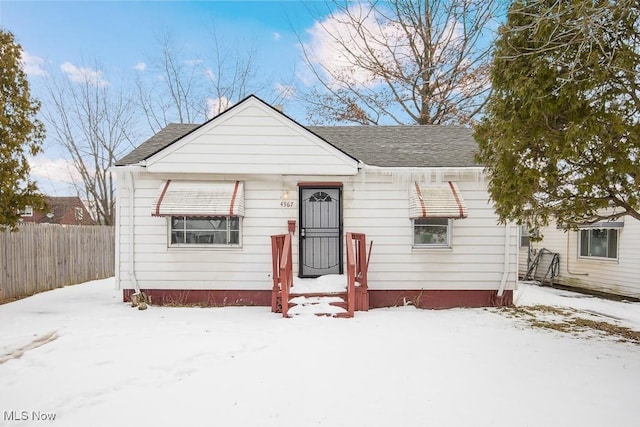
[
  {"xmin": 273, "ymin": 32, "xmax": 281, "ymax": 41},
  {"xmin": 20, "ymin": 51, "xmax": 48, "ymax": 77},
  {"xmin": 133, "ymin": 62, "xmax": 146, "ymax": 71},
  {"xmin": 206, "ymin": 97, "xmax": 232, "ymax": 119},
  {"xmin": 275, "ymin": 83, "xmax": 296, "ymax": 99},
  {"xmin": 28, "ymin": 157, "xmax": 83, "ymax": 185},
  {"xmin": 300, "ymin": 4, "xmax": 442, "ymax": 90},
  {"xmin": 185, "ymin": 58, "xmax": 203, "ymax": 66},
  {"xmin": 60, "ymin": 62, "xmax": 109, "ymax": 87}
]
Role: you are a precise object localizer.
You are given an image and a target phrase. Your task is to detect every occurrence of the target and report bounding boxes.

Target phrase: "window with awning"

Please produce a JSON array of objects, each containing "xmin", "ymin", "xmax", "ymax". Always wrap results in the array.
[
  {"xmin": 409, "ymin": 181, "xmax": 468, "ymax": 219},
  {"xmin": 152, "ymin": 180, "xmax": 244, "ymax": 217},
  {"xmin": 578, "ymin": 220, "xmax": 622, "ymax": 260},
  {"xmin": 410, "ymin": 181, "xmax": 467, "ymax": 248}
]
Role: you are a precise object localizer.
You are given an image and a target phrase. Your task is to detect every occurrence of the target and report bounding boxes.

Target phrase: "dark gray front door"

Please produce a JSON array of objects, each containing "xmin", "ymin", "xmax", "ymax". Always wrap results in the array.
[{"xmin": 299, "ymin": 187, "xmax": 342, "ymax": 277}]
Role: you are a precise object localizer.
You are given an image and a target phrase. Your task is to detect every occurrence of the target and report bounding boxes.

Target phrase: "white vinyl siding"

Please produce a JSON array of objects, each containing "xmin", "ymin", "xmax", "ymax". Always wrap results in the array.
[
  {"xmin": 525, "ymin": 220, "xmax": 640, "ymax": 299},
  {"xmin": 145, "ymin": 100, "xmax": 358, "ymax": 176},
  {"xmin": 116, "ymin": 169, "xmax": 518, "ymax": 293}
]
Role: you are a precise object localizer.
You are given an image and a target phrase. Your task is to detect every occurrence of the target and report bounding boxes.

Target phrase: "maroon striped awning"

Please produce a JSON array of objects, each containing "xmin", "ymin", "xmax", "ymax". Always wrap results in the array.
[
  {"xmin": 410, "ymin": 181, "xmax": 468, "ymax": 219},
  {"xmin": 152, "ymin": 180, "xmax": 244, "ymax": 217}
]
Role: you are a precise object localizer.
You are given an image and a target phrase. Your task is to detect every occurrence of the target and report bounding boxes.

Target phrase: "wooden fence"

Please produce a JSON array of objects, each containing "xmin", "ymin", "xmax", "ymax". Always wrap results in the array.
[{"xmin": 0, "ymin": 223, "xmax": 115, "ymax": 301}]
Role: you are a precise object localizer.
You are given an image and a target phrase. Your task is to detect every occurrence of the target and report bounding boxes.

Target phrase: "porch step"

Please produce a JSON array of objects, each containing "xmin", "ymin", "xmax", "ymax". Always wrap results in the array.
[{"xmin": 287, "ymin": 295, "xmax": 349, "ymax": 317}]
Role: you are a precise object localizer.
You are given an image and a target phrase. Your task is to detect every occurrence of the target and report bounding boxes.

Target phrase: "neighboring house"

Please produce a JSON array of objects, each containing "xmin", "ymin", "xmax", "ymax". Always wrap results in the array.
[
  {"xmin": 519, "ymin": 218, "xmax": 640, "ymax": 299},
  {"xmin": 114, "ymin": 95, "xmax": 518, "ymax": 311},
  {"xmin": 20, "ymin": 196, "xmax": 96, "ymax": 226}
]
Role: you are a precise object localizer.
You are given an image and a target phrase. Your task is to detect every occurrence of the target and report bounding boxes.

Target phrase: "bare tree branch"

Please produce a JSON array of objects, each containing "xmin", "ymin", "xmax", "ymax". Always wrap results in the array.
[
  {"xmin": 298, "ymin": 0, "xmax": 501, "ymax": 125},
  {"xmin": 43, "ymin": 63, "xmax": 137, "ymax": 225}
]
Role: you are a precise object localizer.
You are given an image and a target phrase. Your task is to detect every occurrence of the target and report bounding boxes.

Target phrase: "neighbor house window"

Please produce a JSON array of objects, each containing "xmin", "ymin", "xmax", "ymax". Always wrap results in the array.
[
  {"xmin": 19, "ymin": 206, "xmax": 33, "ymax": 217},
  {"xmin": 520, "ymin": 225, "xmax": 537, "ymax": 247},
  {"xmin": 413, "ymin": 218, "xmax": 451, "ymax": 247},
  {"xmin": 579, "ymin": 229, "xmax": 618, "ymax": 259},
  {"xmin": 170, "ymin": 216, "xmax": 240, "ymax": 246},
  {"xmin": 74, "ymin": 207, "xmax": 84, "ymax": 221}
]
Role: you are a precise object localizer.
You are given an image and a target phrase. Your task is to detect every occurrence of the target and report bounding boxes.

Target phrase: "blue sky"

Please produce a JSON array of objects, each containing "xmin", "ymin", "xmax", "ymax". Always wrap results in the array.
[
  {"xmin": 1, "ymin": 1, "xmax": 318, "ymax": 76},
  {"xmin": 1, "ymin": 0, "xmax": 330, "ymax": 194},
  {"xmin": 1, "ymin": 1, "xmax": 504, "ymax": 196}
]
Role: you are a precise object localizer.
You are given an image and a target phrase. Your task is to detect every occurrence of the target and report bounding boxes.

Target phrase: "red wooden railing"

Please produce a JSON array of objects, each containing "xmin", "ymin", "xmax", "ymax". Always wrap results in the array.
[
  {"xmin": 272, "ymin": 231, "xmax": 369, "ymax": 318},
  {"xmin": 271, "ymin": 233, "xmax": 293, "ymax": 317},
  {"xmin": 346, "ymin": 232, "xmax": 370, "ymax": 315}
]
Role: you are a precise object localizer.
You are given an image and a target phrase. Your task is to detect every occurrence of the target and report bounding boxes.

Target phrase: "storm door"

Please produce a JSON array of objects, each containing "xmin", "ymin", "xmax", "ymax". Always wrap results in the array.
[{"xmin": 299, "ymin": 187, "xmax": 342, "ymax": 277}]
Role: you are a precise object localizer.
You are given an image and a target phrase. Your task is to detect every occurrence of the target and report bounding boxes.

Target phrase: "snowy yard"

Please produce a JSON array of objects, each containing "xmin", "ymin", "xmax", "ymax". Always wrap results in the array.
[{"xmin": 1, "ymin": 279, "xmax": 639, "ymax": 427}]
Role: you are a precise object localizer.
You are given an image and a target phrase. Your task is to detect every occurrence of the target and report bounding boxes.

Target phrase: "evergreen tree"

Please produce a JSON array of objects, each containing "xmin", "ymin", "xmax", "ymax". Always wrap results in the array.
[
  {"xmin": 0, "ymin": 29, "xmax": 46, "ymax": 230},
  {"xmin": 475, "ymin": 0, "xmax": 640, "ymax": 231}
]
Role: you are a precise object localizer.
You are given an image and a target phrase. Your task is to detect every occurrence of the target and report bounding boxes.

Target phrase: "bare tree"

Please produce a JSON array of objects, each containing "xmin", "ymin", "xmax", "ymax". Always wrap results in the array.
[
  {"xmin": 136, "ymin": 31, "xmax": 206, "ymax": 133},
  {"xmin": 137, "ymin": 29, "xmax": 289, "ymax": 131},
  {"xmin": 44, "ymin": 63, "xmax": 137, "ymax": 225},
  {"xmin": 298, "ymin": 0, "xmax": 502, "ymax": 125},
  {"xmin": 203, "ymin": 26, "xmax": 266, "ymax": 117}
]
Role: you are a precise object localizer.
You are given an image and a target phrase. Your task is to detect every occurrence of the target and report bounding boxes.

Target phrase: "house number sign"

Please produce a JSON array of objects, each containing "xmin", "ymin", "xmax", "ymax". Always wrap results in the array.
[{"xmin": 280, "ymin": 201, "xmax": 295, "ymax": 208}]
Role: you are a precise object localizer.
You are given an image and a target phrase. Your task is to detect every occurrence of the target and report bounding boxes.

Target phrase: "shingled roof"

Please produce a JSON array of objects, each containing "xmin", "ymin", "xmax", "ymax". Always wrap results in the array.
[
  {"xmin": 116, "ymin": 123, "xmax": 481, "ymax": 168},
  {"xmin": 310, "ymin": 126, "xmax": 479, "ymax": 168}
]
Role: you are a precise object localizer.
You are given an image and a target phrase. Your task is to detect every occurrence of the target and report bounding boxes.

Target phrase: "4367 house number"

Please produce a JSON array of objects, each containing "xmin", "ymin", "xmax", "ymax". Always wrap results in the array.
[{"xmin": 280, "ymin": 201, "xmax": 295, "ymax": 208}]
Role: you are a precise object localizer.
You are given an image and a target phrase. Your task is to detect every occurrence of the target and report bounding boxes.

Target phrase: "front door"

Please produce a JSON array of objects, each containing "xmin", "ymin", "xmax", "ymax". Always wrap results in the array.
[{"xmin": 299, "ymin": 187, "xmax": 342, "ymax": 277}]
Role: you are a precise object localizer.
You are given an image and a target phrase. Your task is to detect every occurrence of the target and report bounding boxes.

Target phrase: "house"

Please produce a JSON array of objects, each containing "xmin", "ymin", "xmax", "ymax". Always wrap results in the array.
[
  {"xmin": 519, "ymin": 218, "xmax": 640, "ymax": 299},
  {"xmin": 114, "ymin": 95, "xmax": 518, "ymax": 314},
  {"xmin": 20, "ymin": 196, "xmax": 96, "ymax": 226}
]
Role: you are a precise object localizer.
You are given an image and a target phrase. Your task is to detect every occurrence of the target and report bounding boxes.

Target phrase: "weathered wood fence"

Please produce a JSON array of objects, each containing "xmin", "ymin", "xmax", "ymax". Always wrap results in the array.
[{"xmin": 0, "ymin": 223, "xmax": 115, "ymax": 301}]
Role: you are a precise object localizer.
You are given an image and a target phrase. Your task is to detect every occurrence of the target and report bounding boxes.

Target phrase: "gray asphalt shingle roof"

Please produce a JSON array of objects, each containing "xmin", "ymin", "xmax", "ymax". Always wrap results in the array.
[
  {"xmin": 115, "ymin": 123, "xmax": 481, "ymax": 168},
  {"xmin": 310, "ymin": 126, "xmax": 479, "ymax": 168}
]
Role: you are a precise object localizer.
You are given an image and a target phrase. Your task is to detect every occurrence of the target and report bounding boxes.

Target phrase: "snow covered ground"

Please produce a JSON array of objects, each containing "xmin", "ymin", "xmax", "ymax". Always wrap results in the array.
[{"xmin": 1, "ymin": 278, "xmax": 639, "ymax": 427}]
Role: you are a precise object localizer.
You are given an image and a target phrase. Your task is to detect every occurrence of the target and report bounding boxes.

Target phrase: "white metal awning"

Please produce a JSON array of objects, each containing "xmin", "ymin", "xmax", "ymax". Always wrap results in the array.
[
  {"xmin": 410, "ymin": 181, "xmax": 468, "ymax": 219},
  {"xmin": 578, "ymin": 221, "xmax": 624, "ymax": 229},
  {"xmin": 152, "ymin": 180, "xmax": 244, "ymax": 217}
]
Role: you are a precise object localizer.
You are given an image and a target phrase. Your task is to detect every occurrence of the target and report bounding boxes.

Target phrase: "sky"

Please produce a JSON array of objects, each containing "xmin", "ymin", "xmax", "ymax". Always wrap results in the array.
[
  {"xmin": 1, "ymin": 0, "xmax": 504, "ymax": 197},
  {"xmin": 0, "ymin": 0, "xmax": 333, "ymax": 195},
  {"xmin": 1, "ymin": 277, "xmax": 639, "ymax": 426}
]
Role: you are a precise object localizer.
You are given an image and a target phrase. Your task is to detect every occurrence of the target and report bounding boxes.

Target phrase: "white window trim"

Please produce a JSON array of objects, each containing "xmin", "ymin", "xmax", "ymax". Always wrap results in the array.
[
  {"xmin": 519, "ymin": 224, "xmax": 539, "ymax": 248},
  {"xmin": 167, "ymin": 216, "xmax": 243, "ymax": 249},
  {"xmin": 20, "ymin": 206, "xmax": 34, "ymax": 217},
  {"xmin": 577, "ymin": 229, "xmax": 619, "ymax": 261},
  {"xmin": 412, "ymin": 218, "xmax": 452, "ymax": 249}
]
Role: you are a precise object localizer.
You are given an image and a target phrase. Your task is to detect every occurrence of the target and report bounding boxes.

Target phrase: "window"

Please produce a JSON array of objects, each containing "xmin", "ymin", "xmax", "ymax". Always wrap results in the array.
[
  {"xmin": 309, "ymin": 191, "xmax": 333, "ymax": 202},
  {"xmin": 170, "ymin": 216, "xmax": 240, "ymax": 246},
  {"xmin": 413, "ymin": 218, "xmax": 451, "ymax": 247},
  {"xmin": 520, "ymin": 225, "xmax": 537, "ymax": 247},
  {"xmin": 74, "ymin": 207, "xmax": 84, "ymax": 221},
  {"xmin": 19, "ymin": 206, "xmax": 33, "ymax": 217},
  {"xmin": 579, "ymin": 229, "xmax": 618, "ymax": 259}
]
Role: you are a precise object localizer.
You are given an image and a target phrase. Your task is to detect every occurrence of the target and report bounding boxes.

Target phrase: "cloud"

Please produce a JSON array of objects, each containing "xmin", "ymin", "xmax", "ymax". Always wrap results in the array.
[
  {"xmin": 206, "ymin": 97, "xmax": 232, "ymax": 119},
  {"xmin": 20, "ymin": 51, "xmax": 48, "ymax": 77},
  {"xmin": 275, "ymin": 83, "xmax": 296, "ymax": 99},
  {"xmin": 204, "ymin": 67, "xmax": 215, "ymax": 80},
  {"xmin": 300, "ymin": 5, "xmax": 386, "ymax": 89},
  {"xmin": 273, "ymin": 32, "xmax": 281, "ymax": 41},
  {"xmin": 60, "ymin": 62, "xmax": 109, "ymax": 87},
  {"xmin": 133, "ymin": 62, "xmax": 146, "ymax": 71},
  {"xmin": 28, "ymin": 157, "xmax": 83, "ymax": 185},
  {"xmin": 185, "ymin": 58, "xmax": 203, "ymax": 66},
  {"xmin": 299, "ymin": 3, "xmax": 429, "ymax": 90}
]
